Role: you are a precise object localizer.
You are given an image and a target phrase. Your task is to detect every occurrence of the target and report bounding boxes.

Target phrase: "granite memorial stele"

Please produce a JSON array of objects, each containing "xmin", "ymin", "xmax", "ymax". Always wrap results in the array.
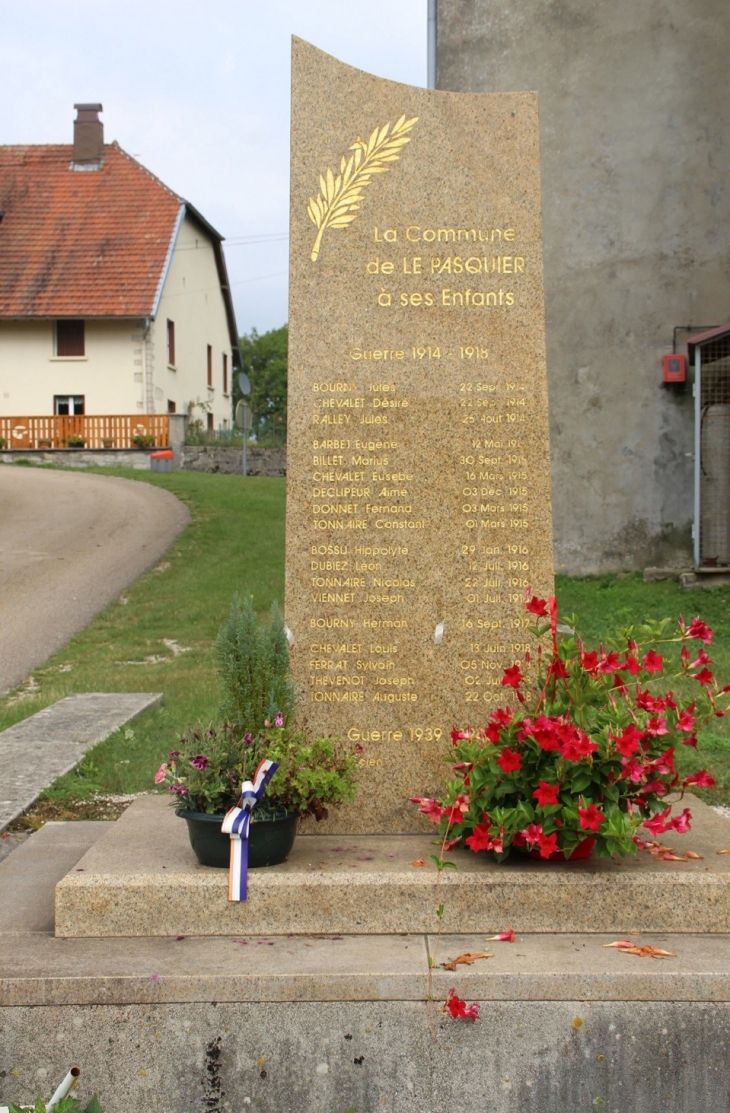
[{"xmin": 286, "ymin": 39, "xmax": 553, "ymax": 833}]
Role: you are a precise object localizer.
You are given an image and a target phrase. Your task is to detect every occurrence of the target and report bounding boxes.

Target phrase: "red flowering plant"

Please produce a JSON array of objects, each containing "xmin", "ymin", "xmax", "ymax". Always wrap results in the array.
[{"xmin": 413, "ymin": 596, "xmax": 727, "ymax": 860}]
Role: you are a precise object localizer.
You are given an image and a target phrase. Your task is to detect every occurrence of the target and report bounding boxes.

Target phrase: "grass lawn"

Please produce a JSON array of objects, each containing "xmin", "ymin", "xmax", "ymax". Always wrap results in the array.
[
  {"xmin": 1, "ymin": 469, "xmax": 287, "ymax": 818},
  {"xmin": 2, "ymin": 468, "xmax": 729, "ymax": 818}
]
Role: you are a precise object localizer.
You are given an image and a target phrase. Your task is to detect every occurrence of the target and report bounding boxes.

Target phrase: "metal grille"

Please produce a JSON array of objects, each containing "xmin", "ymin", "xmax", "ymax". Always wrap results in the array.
[{"xmin": 697, "ymin": 334, "xmax": 730, "ymax": 567}]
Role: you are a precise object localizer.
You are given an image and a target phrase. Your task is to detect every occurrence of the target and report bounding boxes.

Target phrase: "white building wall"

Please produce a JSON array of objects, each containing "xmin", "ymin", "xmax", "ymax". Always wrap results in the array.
[
  {"xmin": 0, "ymin": 319, "xmax": 145, "ymax": 415},
  {"xmin": 151, "ymin": 215, "xmax": 234, "ymax": 428}
]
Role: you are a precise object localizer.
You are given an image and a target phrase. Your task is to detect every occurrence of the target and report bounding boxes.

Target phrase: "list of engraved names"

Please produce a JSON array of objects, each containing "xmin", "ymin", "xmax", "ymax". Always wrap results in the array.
[
  {"xmin": 295, "ymin": 221, "xmax": 551, "ymax": 762},
  {"xmin": 287, "ymin": 43, "xmax": 552, "ymax": 830}
]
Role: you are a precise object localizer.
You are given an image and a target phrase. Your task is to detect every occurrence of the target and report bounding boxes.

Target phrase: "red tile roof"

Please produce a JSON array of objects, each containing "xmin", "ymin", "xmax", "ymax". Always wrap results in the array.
[{"xmin": 0, "ymin": 142, "xmax": 183, "ymax": 318}]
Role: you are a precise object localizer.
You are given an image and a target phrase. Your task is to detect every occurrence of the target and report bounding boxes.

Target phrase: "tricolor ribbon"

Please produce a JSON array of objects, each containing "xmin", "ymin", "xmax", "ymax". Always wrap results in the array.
[{"xmin": 221, "ymin": 758, "xmax": 279, "ymax": 901}]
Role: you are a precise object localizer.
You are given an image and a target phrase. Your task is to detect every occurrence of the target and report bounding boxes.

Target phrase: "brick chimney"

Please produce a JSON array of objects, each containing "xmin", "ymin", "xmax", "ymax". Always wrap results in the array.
[{"xmin": 72, "ymin": 103, "xmax": 104, "ymax": 168}]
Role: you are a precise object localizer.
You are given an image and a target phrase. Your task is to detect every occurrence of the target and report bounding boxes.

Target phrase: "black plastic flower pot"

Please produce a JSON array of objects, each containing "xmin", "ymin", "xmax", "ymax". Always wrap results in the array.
[{"xmin": 176, "ymin": 808, "xmax": 299, "ymax": 868}]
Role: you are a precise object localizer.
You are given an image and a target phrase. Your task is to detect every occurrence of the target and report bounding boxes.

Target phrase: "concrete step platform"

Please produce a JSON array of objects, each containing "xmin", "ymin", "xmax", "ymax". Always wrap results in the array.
[
  {"xmin": 0, "ymin": 693, "xmax": 163, "ymax": 831},
  {"xmin": 2, "ymin": 819, "xmax": 730, "ymax": 1112},
  {"xmin": 4, "ymin": 929, "xmax": 730, "ymax": 1009},
  {"xmin": 55, "ymin": 793, "xmax": 730, "ymax": 938},
  {"xmin": 0, "ymin": 819, "xmax": 111, "ymax": 935}
]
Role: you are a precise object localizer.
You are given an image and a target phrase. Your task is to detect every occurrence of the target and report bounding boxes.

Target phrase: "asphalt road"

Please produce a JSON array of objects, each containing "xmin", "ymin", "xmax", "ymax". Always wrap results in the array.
[{"xmin": 0, "ymin": 467, "xmax": 190, "ymax": 696}]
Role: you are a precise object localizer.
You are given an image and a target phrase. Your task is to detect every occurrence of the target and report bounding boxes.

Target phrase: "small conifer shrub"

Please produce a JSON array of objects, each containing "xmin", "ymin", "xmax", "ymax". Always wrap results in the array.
[{"xmin": 216, "ymin": 594, "xmax": 297, "ymax": 733}]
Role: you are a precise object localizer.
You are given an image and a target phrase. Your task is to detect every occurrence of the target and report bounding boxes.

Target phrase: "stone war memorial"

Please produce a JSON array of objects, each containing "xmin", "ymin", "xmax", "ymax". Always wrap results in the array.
[
  {"xmin": 3, "ymin": 38, "xmax": 730, "ymax": 1113},
  {"xmin": 286, "ymin": 38, "xmax": 553, "ymax": 832}
]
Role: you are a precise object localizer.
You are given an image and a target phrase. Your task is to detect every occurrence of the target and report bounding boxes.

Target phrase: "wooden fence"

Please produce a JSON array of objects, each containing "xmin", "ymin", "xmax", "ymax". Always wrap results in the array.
[{"xmin": 0, "ymin": 415, "xmax": 170, "ymax": 450}]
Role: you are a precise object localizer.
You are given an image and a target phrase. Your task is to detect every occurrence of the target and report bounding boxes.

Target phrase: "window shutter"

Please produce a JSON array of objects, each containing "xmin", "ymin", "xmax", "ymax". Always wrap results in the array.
[{"xmin": 56, "ymin": 320, "xmax": 85, "ymax": 357}]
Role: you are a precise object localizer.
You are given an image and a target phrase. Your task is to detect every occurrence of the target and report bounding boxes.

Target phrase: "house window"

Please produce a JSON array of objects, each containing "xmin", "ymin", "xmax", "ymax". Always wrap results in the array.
[
  {"xmin": 167, "ymin": 320, "xmax": 176, "ymax": 366},
  {"xmin": 167, "ymin": 399, "xmax": 176, "ymax": 414},
  {"xmin": 207, "ymin": 345, "xmax": 213, "ymax": 388},
  {"xmin": 222, "ymin": 352, "xmax": 228, "ymax": 395},
  {"xmin": 207, "ymin": 412, "xmax": 214, "ymax": 432},
  {"xmin": 54, "ymin": 395, "xmax": 85, "ymax": 415},
  {"xmin": 56, "ymin": 320, "xmax": 85, "ymax": 357}
]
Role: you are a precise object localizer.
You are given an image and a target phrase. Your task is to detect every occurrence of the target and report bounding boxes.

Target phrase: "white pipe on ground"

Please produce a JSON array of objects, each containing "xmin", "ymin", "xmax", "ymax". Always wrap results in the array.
[{"xmin": 47, "ymin": 1066, "xmax": 81, "ymax": 1109}]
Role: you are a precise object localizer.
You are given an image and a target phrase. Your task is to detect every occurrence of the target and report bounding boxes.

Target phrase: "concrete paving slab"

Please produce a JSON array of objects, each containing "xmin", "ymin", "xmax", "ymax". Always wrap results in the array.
[
  {"xmin": 0, "ymin": 693, "xmax": 162, "ymax": 831},
  {"xmin": 0, "ymin": 831, "xmax": 29, "ymax": 864},
  {"xmin": 0, "ymin": 820, "xmax": 111, "ymax": 934},
  {"xmin": 3, "ymin": 933, "xmax": 730, "ymax": 1008},
  {"xmin": 426, "ymin": 932, "xmax": 730, "ymax": 1002},
  {"xmin": 55, "ymin": 793, "xmax": 730, "ymax": 937},
  {"xmin": 0, "ymin": 934, "xmax": 430, "ymax": 1007}
]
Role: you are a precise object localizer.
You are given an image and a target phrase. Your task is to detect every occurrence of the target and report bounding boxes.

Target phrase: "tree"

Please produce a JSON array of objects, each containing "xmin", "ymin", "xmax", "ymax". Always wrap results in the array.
[{"xmin": 237, "ymin": 324, "xmax": 288, "ymax": 441}]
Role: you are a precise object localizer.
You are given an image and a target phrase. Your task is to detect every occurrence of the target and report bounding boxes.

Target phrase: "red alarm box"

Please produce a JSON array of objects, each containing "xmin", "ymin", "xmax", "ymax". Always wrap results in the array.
[{"xmin": 663, "ymin": 353, "xmax": 686, "ymax": 383}]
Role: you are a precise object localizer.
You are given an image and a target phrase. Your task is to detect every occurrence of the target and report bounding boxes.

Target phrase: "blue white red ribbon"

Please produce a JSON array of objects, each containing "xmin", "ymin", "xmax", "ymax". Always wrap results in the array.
[{"xmin": 221, "ymin": 758, "xmax": 278, "ymax": 901}]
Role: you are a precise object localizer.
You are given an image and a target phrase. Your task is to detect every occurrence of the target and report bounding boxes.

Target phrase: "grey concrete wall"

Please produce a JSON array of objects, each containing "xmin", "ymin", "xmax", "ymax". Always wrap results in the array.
[
  {"xmin": 0, "ymin": 446, "xmax": 286, "ymax": 476},
  {"xmin": 436, "ymin": 0, "xmax": 730, "ymax": 573},
  {"xmin": 168, "ymin": 414, "xmax": 188, "ymax": 460},
  {"xmin": 0, "ymin": 449, "xmax": 156, "ymax": 470},
  {"xmin": 2, "ymin": 1000, "xmax": 729, "ymax": 1112},
  {"xmin": 181, "ymin": 445, "xmax": 286, "ymax": 476}
]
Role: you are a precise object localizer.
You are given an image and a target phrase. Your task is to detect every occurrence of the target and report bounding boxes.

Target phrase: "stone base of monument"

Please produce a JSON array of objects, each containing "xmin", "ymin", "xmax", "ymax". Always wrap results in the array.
[
  {"xmin": 2, "ymin": 802, "xmax": 730, "ymax": 1111},
  {"xmin": 55, "ymin": 794, "xmax": 730, "ymax": 937}
]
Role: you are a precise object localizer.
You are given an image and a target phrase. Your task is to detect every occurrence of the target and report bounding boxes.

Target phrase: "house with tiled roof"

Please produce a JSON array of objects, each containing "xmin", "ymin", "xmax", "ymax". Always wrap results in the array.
[{"xmin": 0, "ymin": 104, "xmax": 240, "ymax": 438}]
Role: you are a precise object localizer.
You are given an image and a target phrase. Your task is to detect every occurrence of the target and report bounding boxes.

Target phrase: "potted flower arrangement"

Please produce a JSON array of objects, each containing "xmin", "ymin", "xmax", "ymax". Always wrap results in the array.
[
  {"xmin": 131, "ymin": 432, "xmax": 155, "ymax": 449},
  {"xmin": 154, "ymin": 595, "xmax": 356, "ymax": 867},
  {"xmin": 413, "ymin": 595, "xmax": 726, "ymax": 861},
  {"xmin": 66, "ymin": 434, "xmax": 86, "ymax": 448}
]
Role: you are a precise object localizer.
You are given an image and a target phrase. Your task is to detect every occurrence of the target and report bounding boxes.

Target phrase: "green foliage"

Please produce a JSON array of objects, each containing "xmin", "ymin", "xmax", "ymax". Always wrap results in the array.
[
  {"xmin": 158, "ymin": 591, "xmax": 354, "ymax": 817},
  {"xmin": 157, "ymin": 723, "xmax": 356, "ymax": 819},
  {"xmin": 216, "ymin": 594, "xmax": 296, "ymax": 733},
  {"xmin": 159, "ymin": 723, "xmax": 256, "ymax": 813},
  {"xmin": 237, "ymin": 325, "xmax": 288, "ymax": 441},
  {"xmin": 266, "ymin": 732, "xmax": 356, "ymax": 820},
  {"xmin": 131, "ymin": 432, "xmax": 155, "ymax": 448},
  {"xmin": 8, "ymin": 1096, "xmax": 101, "ymax": 1112},
  {"xmin": 557, "ymin": 572, "xmax": 730, "ymax": 804},
  {"xmin": 418, "ymin": 598, "xmax": 726, "ymax": 861}
]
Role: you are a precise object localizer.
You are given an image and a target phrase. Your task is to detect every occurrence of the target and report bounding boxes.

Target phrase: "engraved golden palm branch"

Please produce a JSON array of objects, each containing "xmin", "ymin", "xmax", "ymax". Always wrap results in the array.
[{"xmin": 307, "ymin": 114, "xmax": 419, "ymax": 262}]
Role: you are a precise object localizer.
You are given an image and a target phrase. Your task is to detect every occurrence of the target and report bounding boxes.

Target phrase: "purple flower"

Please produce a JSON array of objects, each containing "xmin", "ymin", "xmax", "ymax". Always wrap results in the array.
[
  {"xmin": 168, "ymin": 750, "xmax": 180, "ymax": 761},
  {"xmin": 244, "ymin": 733, "xmax": 253, "ymax": 746},
  {"xmin": 275, "ymin": 712, "xmax": 284, "ymax": 727},
  {"xmin": 190, "ymin": 755, "xmax": 209, "ymax": 771},
  {"xmin": 169, "ymin": 784, "xmax": 188, "ymax": 795}
]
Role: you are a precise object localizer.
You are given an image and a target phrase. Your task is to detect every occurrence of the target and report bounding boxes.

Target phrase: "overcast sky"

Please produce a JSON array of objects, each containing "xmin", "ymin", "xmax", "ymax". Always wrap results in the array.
[{"xmin": 1, "ymin": 1, "xmax": 427, "ymax": 336}]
